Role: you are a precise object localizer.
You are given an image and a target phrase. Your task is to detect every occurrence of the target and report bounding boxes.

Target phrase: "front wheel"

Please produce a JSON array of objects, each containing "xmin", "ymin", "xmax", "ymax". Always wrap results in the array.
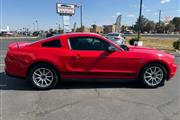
[
  {"xmin": 139, "ymin": 63, "xmax": 167, "ymax": 88},
  {"xmin": 28, "ymin": 64, "xmax": 59, "ymax": 90}
]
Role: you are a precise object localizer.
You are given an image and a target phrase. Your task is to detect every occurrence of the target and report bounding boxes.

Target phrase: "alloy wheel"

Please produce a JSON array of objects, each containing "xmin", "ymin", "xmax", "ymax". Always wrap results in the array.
[
  {"xmin": 144, "ymin": 66, "xmax": 164, "ymax": 86},
  {"xmin": 32, "ymin": 68, "xmax": 54, "ymax": 88}
]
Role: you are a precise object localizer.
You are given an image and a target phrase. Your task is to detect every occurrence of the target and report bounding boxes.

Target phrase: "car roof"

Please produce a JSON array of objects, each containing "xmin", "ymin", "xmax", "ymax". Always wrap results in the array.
[
  {"xmin": 59, "ymin": 32, "xmax": 103, "ymax": 38},
  {"xmin": 31, "ymin": 33, "xmax": 104, "ymax": 44}
]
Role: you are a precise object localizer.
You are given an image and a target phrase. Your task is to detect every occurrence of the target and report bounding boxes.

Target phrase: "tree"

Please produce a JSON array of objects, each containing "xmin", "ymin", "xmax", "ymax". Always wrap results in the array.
[
  {"xmin": 133, "ymin": 16, "xmax": 156, "ymax": 33},
  {"xmin": 145, "ymin": 21, "xmax": 155, "ymax": 33},
  {"xmin": 156, "ymin": 21, "xmax": 165, "ymax": 33},
  {"xmin": 134, "ymin": 16, "xmax": 149, "ymax": 33},
  {"xmin": 165, "ymin": 23, "xmax": 175, "ymax": 33},
  {"xmin": 172, "ymin": 17, "xmax": 180, "ymax": 32}
]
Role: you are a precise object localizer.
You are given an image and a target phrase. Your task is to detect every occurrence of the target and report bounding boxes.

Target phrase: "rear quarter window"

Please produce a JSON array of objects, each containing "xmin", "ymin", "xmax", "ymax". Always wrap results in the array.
[{"xmin": 41, "ymin": 39, "xmax": 61, "ymax": 48}]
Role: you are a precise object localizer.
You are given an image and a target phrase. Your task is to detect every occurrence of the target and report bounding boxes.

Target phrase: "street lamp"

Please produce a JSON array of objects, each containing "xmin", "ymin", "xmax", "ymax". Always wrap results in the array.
[
  {"xmin": 138, "ymin": 0, "xmax": 143, "ymax": 41},
  {"xmin": 75, "ymin": 4, "xmax": 83, "ymax": 31}
]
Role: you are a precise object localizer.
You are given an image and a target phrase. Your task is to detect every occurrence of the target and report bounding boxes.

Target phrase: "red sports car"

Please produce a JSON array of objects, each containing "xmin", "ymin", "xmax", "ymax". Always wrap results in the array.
[{"xmin": 5, "ymin": 33, "xmax": 177, "ymax": 89}]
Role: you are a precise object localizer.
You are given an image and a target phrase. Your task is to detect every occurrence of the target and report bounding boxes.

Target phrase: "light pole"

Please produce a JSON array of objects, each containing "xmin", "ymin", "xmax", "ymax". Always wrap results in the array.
[
  {"xmin": 35, "ymin": 20, "xmax": 39, "ymax": 31},
  {"xmin": 80, "ymin": 5, "xmax": 83, "ymax": 30},
  {"xmin": 138, "ymin": 0, "xmax": 143, "ymax": 41},
  {"xmin": 159, "ymin": 10, "xmax": 161, "ymax": 27},
  {"xmin": 75, "ymin": 4, "xmax": 83, "ymax": 31}
]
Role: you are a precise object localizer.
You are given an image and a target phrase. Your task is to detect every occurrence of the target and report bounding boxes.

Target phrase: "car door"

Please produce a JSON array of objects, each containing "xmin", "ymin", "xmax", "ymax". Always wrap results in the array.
[{"xmin": 65, "ymin": 36, "xmax": 128, "ymax": 78}]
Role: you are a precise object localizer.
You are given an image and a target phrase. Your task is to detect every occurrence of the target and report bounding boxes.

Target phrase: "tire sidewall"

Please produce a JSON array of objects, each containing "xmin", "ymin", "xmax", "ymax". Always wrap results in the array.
[
  {"xmin": 140, "ymin": 63, "xmax": 167, "ymax": 88},
  {"xmin": 28, "ymin": 64, "xmax": 59, "ymax": 90}
]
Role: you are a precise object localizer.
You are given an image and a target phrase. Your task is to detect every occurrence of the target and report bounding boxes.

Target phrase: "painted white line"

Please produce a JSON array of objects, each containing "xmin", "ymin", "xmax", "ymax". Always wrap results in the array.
[{"xmin": 0, "ymin": 64, "xmax": 4, "ymax": 67}]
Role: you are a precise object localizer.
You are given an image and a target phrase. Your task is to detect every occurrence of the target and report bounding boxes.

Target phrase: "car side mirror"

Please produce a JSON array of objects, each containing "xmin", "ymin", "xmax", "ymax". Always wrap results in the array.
[{"xmin": 107, "ymin": 46, "xmax": 116, "ymax": 52}]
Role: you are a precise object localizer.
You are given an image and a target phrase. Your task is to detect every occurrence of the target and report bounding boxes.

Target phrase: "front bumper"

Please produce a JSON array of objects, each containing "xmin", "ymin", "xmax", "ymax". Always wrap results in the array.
[{"xmin": 169, "ymin": 63, "xmax": 177, "ymax": 78}]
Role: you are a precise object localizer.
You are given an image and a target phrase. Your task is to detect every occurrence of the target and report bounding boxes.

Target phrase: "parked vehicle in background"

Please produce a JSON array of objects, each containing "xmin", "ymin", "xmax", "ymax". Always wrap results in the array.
[
  {"xmin": 5, "ymin": 33, "xmax": 177, "ymax": 89},
  {"xmin": 105, "ymin": 33, "xmax": 125, "ymax": 45},
  {"xmin": 0, "ymin": 31, "xmax": 14, "ymax": 36},
  {"xmin": 32, "ymin": 31, "xmax": 40, "ymax": 36},
  {"xmin": 123, "ymin": 31, "xmax": 134, "ymax": 35}
]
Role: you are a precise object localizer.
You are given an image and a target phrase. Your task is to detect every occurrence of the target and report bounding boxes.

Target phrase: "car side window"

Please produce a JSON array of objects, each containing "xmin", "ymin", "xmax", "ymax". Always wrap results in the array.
[
  {"xmin": 42, "ymin": 39, "xmax": 61, "ymax": 48},
  {"xmin": 69, "ymin": 37, "xmax": 111, "ymax": 50}
]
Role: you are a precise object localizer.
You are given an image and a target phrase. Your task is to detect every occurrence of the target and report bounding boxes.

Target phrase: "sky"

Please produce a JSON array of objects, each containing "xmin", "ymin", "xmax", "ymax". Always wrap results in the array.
[{"xmin": 0, "ymin": 0, "xmax": 180, "ymax": 31}]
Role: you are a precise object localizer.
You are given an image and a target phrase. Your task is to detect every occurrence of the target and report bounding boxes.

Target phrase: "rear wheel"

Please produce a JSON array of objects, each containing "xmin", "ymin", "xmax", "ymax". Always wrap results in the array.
[
  {"xmin": 28, "ymin": 64, "xmax": 59, "ymax": 90},
  {"xmin": 139, "ymin": 63, "xmax": 167, "ymax": 88}
]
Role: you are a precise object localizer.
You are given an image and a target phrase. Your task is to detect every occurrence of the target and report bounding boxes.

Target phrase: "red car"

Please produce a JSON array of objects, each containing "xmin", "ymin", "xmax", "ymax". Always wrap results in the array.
[{"xmin": 5, "ymin": 33, "xmax": 177, "ymax": 89}]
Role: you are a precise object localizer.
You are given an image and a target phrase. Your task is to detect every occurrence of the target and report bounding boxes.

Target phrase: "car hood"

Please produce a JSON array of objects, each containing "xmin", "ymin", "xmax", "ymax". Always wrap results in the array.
[
  {"xmin": 128, "ymin": 45, "xmax": 175, "ymax": 59},
  {"xmin": 129, "ymin": 45, "xmax": 163, "ymax": 53}
]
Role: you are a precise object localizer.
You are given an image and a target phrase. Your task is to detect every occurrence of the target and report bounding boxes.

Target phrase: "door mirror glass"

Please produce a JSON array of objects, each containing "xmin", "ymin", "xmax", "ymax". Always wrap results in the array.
[{"xmin": 120, "ymin": 45, "xmax": 129, "ymax": 51}]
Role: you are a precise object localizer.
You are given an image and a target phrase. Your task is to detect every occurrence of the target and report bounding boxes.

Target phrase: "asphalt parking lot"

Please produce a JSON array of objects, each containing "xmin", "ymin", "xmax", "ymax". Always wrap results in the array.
[{"xmin": 0, "ymin": 38, "xmax": 180, "ymax": 120}]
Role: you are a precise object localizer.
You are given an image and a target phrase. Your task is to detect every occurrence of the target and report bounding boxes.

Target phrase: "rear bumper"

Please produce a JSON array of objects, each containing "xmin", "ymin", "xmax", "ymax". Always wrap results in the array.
[
  {"xmin": 5, "ymin": 69, "xmax": 24, "ymax": 79},
  {"xmin": 5, "ymin": 56, "xmax": 28, "ymax": 78}
]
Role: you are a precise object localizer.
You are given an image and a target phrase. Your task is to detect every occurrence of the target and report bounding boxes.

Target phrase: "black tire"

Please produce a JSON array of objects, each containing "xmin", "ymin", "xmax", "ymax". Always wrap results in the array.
[
  {"xmin": 28, "ymin": 64, "xmax": 59, "ymax": 90},
  {"xmin": 139, "ymin": 63, "xmax": 167, "ymax": 88}
]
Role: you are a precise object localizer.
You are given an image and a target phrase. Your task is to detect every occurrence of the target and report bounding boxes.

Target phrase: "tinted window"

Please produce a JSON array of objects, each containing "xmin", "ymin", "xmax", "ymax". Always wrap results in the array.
[
  {"xmin": 42, "ymin": 40, "xmax": 61, "ymax": 48},
  {"xmin": 69, "ymin": 37, "xmax": 110, "ymax": 50}
]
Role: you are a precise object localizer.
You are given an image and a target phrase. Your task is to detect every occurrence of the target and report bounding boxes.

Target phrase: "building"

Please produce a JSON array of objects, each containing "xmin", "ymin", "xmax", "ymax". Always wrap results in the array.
[
  {"xmin": 75, "ymin": 26, "xmax": 90, "ymax": 32},
  {"xmin": 90, "ymin": 24, "xmax": 103, "ymax": 34},
  {"xmin": 81, "ymin": 26, "xmax": 91, "ymax": 32},
  {"xmin": 103, "ymin": 25, "xmax": 116, "ymax": 34}
]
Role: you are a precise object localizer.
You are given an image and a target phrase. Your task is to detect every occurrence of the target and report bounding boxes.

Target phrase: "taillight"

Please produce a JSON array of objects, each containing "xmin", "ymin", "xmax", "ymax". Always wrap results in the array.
[{"xmin": 115, "ymin": 37, "xmax": 120, "ymax": 40}]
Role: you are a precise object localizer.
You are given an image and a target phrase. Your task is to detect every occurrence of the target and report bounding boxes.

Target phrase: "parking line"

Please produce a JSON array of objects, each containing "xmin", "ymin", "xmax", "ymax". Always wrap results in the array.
[{"xmin": 0, "ymin": 64, "xmax": 4, "ymax": 67}]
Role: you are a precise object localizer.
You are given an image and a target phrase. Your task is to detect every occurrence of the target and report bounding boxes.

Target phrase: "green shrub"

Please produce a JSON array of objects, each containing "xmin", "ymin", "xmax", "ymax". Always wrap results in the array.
[
  {"xmin": 173, "ymin": 39, "xmax": 180, "ymax": 50},
  {"xmin": 129, "ymin": 38, "xmax": 139, "ymax": 45}
]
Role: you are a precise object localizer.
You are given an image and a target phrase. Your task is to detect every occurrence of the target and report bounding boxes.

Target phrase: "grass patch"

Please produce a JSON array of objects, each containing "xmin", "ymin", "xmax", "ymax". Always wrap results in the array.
[{"xmin": 125, "ymin": 37, "xmax": 177, "ymax": 52}]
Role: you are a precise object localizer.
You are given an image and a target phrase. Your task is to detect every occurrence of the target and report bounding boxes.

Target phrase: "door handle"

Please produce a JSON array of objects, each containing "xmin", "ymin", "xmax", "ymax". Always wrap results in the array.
[
  {"xmin": 72, "ymin": 55, "xmax": 80, "ymax": 59},
  {"xmin": 75, "ymin": 56, "xmax": 80, "ymax": 59}
]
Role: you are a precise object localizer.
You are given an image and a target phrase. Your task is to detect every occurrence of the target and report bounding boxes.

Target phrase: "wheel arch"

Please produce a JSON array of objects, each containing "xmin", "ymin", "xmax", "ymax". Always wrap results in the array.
[
  {"xmin": 26, "ymin": 61, "xmax": 61, "ymax": 79},
  {"xmin": 138, "ymin": 61, "xmax": 170, "ymax": 80}
]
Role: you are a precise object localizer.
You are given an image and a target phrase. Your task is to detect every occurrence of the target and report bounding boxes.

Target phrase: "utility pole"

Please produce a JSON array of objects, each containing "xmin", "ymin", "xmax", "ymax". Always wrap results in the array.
[
  {"xmin": 138, "ymin": 0, "xmax": 143, "ymax": 41},
  {"xmin": 80, "ymin": 5, "xmax": 83, "ymax": 31},
  {"xmin": 159, "ymin": 10, "xmax": 161, "ymax": 27},
  {"xmin": 75, "ymin": 4, "xmax": 83, "ymax": 32}
]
